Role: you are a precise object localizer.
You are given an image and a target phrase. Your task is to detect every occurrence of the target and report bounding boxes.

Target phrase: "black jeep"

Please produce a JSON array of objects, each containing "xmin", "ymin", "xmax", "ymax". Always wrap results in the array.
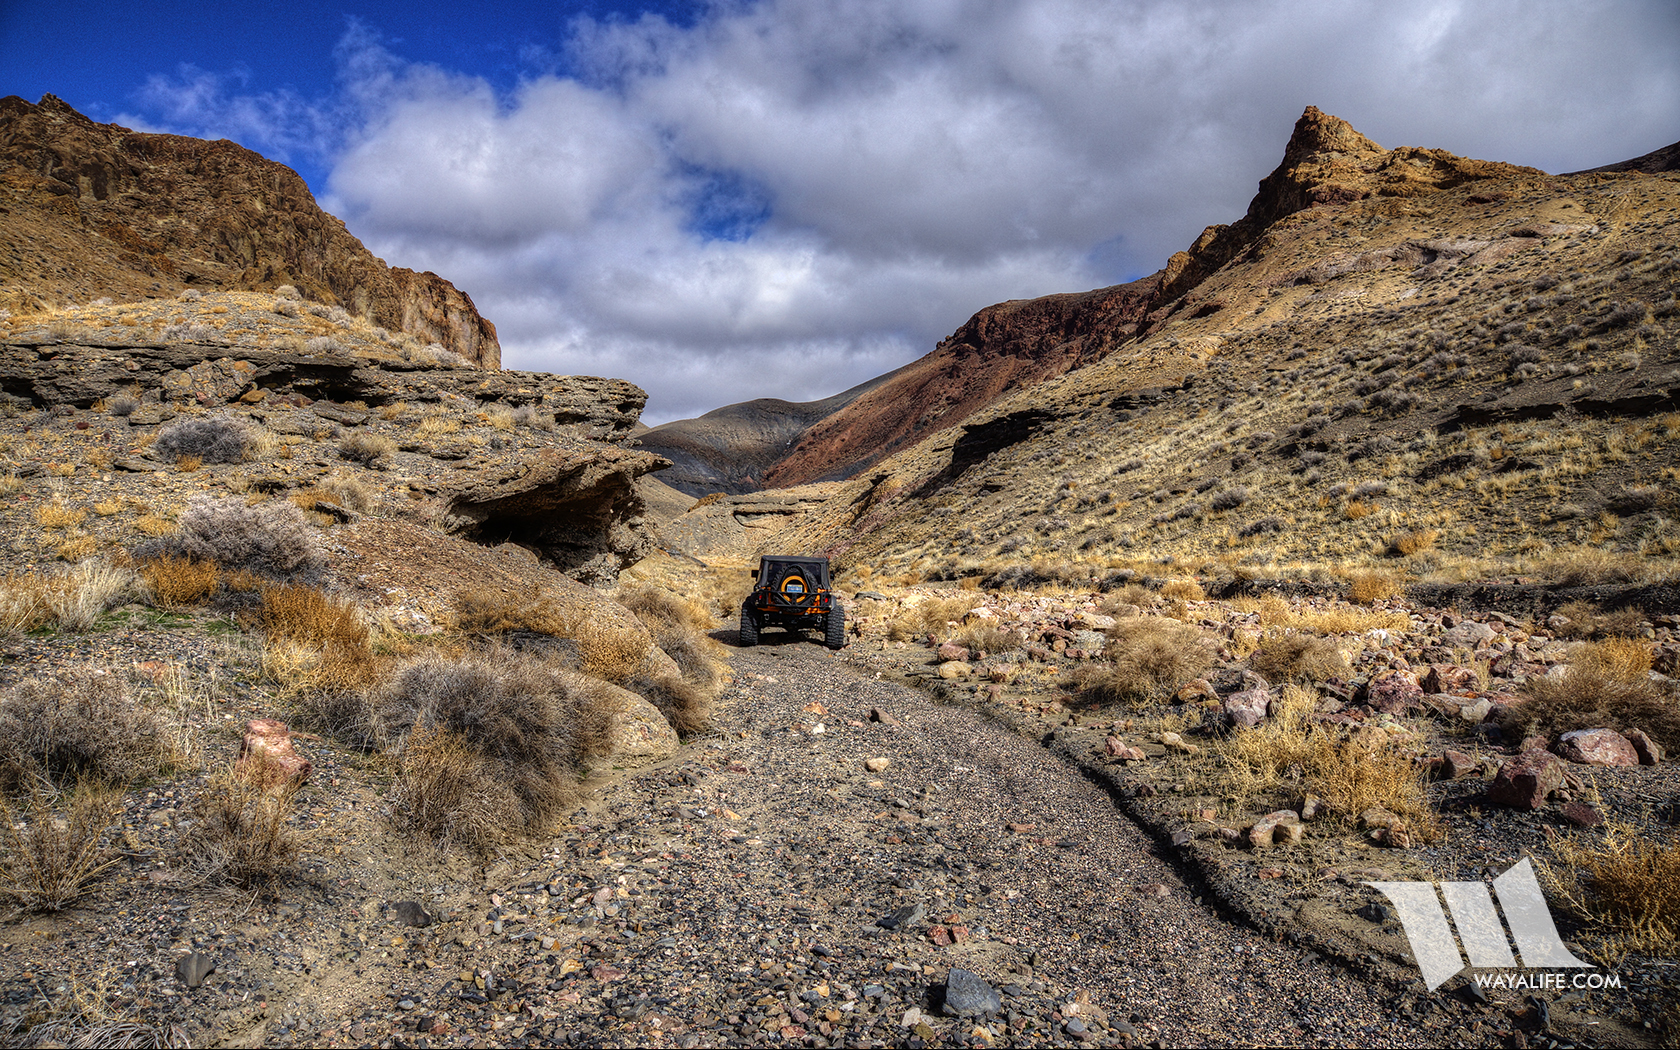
[{"xmin": 740, "ymin": 555, "xmax": 845, "ymax": 649}]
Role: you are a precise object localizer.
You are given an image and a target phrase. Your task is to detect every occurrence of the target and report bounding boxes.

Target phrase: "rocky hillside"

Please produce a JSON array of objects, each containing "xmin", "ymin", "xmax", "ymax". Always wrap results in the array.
[
  {"xmin": 0, "ymin": 94, "xmax": 500, "ymax": 367},
  {"xmin": 0, "ymin": 290, "xmax": 660, "ymax": 583},
  {"xmin": 667, "ymin": 108, "xmax": 1680, "ymax": 588}
]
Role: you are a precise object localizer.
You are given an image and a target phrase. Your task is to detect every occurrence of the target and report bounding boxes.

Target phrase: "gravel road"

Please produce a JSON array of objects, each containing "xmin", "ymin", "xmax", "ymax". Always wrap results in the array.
[{"xmin": 403, "ymin": 637, "xmax": 1502, "ymax": 1048}]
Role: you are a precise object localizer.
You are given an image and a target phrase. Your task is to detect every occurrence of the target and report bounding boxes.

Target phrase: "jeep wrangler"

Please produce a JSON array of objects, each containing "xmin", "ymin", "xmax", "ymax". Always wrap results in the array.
[{"xmin": 740, "ymin": 555, "xmax": 845, "ymax": 649}]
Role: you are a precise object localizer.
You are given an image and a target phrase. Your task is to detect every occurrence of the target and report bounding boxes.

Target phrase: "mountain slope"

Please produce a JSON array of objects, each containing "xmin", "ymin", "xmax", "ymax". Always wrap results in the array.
[
  {"xmin": 0, "ymin": 94, "xmax": 499, "ymax": 367},
  {"xmin": 670, "ymin": 110, "xmax": 1680, "ymax": 580}
]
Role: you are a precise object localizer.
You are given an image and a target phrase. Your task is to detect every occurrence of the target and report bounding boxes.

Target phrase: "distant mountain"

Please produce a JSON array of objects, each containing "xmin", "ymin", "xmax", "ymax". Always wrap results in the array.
[{"xmin": 0, "ymin": 94, "xmax": 499, "ymax": 367}]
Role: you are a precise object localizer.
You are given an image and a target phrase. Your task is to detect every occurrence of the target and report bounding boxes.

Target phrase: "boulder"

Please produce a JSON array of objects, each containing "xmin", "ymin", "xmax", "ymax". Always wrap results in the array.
[
  {"xmin": 1625, "ymin": 728, "xmax": 1663, "ymax": 765},
  {"xmin": 1249, "ymin": 810, "xmax": 1304, "ymax": 849},
  {"xmin": 593, "ymin": 685, "xmax": 678, "ymax": 766},
  {"xmin": 1367, "ymin": 669, "xmax": 1422, "ymax": 715},
  {"xmin": 1224, "ymin": 687, "xmax": 1270, "ymax": 729},
  {"xmin": 1487, "ymin": 750, "xmax": 1564, "ymax": 810},
  {"xmin": 237, "ymin": 718, "xmax": 310, "ymax": 789},
  {"xmin": 1438, "ymin": 750, "xmax": 1479, "ymax": 780},
  {"xmin": 1422, "ymin": 664, "xmax": 1479, "ymax": 694},
  {"xmin": 1556, "ymin": 728, "xmax": 1640, "ymax": 767},
  {"xmin": 1442, "ymin": 621, "xmax": 1497, "ymax": 648}
]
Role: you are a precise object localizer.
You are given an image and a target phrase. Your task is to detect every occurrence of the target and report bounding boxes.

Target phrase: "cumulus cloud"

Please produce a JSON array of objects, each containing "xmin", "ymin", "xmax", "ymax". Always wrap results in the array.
[{"xmin": 128, "ymin": 1, "xmax": 1680, "ymax": 422}]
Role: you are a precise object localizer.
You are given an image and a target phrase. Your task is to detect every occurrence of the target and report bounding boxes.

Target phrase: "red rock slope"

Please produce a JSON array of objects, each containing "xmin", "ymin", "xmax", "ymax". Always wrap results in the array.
[{"xmin": 0, "ymin": 94, "xmax": 499, "ymax": 368}]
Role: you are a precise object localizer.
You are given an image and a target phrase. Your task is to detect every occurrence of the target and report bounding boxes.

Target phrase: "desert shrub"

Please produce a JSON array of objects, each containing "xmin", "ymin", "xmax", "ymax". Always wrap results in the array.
[
  {"xmin": 0, "ymin": 782, "xmax": 122, "ymax": 911},
  {"xmin": 1249, "ymin": 632, "xmax": 1350, "ymax": 684},
  {"xmin": 1553, "ymin": 600, "xmax": 1646, "ymax": 640},
  {"xmin": 1308, "ymin": 732, "xmax": 1439, "ymax": 834},
  {"xmin": 306, "ymin": 335, "xmax": 344, "ymax": 354},
  {"xmin": 1158, "ymin": 578, "xmax": 1205, "ymax": 601},
  {"xmin": 887, "ymin": 594, "xmax": 984, "ymax": 639},
  {"xmin": 131, "ymin": 496, "xmax": 324, "ymax": 582},
  {"xmin": 338, "ymin": 431, "xmax": 397, "ymax": 468},
  {"xmin": 953, "ymin": 623, "xmax": 1021, "ymax": 654},
  {"xmin": 1385, "ymin": 528, "xmax": 1440, "ymax": 557},
  {"xmin": 256, "ymin": 585, "xmax": 376, "ymax": 731},
  {"xmin": 372, "ymin": 650, "xmax": 618, "ymax": 849},
  {"xmin": 181, "ymin": 761, "xmax": 300, "ymax": 886},
  {"xmin": 315, "ymin": 474, "xmax": 373, "ymax": 514},
  {"xmin": 138, "ymin": 555, "xmax": 221, "ymax": 608},
  {"xmin": 1237, "ymin": 516, "xmax": 1283, "ymax": 538},
  {"xmin": 107, "ymin": 394, "xmax": 139, "ymax": 417},
  {"xmin": 0, "ymin": 667, "xmax": 171, "ymax": 792},
  {"xmin": 34, "ymin": 560, "xmax": 135, "ymax": 630},
  {"xmin": 152, "ymin": 415, "xmax": 250, "ymax": 465},
  {"xmin": 1209, "ymin": 487, "xmax": 1248, "ymax": 511},
  {"xmin": 1606, "ymin": 301, "xmax": 1648, "ymax": 328},
  {"xmin": 1220, "ymin": 685, "xmax": 1319, "ymax": 805},
  {"xmin": 1077, "ymin": 618, "xmax": 1214, "ymax": 706},
  {"xmin": 1544, "ymin": 827, "xmax": 1680, "ymax": 952},
  {"xmin": 0, "ymin": 574, "xmax": 47, "ymax": 635},
  {"xmin": 619, "ymin": 586, "xmax": 723, "ymax": 733},
  {"xmin": 1513, "ymin": 638, "xmax": 1678, "ymax": 752},
  {"xmin": 1347, "ymin": 569, "xmax": 1404, "ymax": 605},
  {"xmin": 274, "ymin": 284, "xmax": 300, "ymax": 299}
]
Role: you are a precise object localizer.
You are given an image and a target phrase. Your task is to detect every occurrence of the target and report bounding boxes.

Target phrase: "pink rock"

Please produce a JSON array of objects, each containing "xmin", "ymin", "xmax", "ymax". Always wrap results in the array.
[
  {"xmin": 1176, "ymin": 678, "xmax": 1218, "ymax": 703},
  {"xmin": 1422, "ymin": 665, "xmax": 1479, "ymax": 694},
  {"xmin": 1438, "ymin": 750, "xmax": 1478, "ymax": 780},
  {"xmin": 1487, "ymin": 750, "xmax": 1564, "ymax": 810},
  {"xmin": 237, "ymin": 718, "xmax": 311, "ymax": 790},
  {"xmin": 1224, "ymin": 687, "xmax": 1270, "ymax": 729},
  {"xmin": 1248, "ymin": 810, "xmax": 1303, "ymax": 849},
  {"xmin": 1557, "ymin": 728, "xmax": 1640, "ymax": 767},
  {"xmin": 1625, "ymin": 728, "xmax": 1663, "ymax": 765},
  {"xmin": 1367, "ymin": 670, "xmax": 1422, "ymax": 715},
  {"xmin": 936, "ymin": 643, "xmax": 971, "ymax": 662}
]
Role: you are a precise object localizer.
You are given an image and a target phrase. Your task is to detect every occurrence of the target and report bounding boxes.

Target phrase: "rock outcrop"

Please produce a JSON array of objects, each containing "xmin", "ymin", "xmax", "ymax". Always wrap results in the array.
[{"xmin": 0, "ymin": 94, "xmax": 499, "ymax": 367}]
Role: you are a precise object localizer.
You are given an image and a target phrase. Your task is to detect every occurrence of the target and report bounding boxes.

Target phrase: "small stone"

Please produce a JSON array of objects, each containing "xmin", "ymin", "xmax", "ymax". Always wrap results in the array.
[
  {"xmin": 1438, "ymin": 750, "xmax": 1478, "ymax": 780},
  {"xmin": 865, "ymin": 757, "xmax": 892, "ymax": 773},
  {"xmin": 937, "ymin": 661, "xmax": 971, "ymax": 679},
  {"xmin": 389, "ymin": 901, "xmax": 434, "ymax": 927},
  {"xmin": 176, "ymin": 952, "xmax": 214, "ymax": 988},
  {"xmin": 1560, "ymin": 801, "xmax": 1603, "ymax": 827},
  {"xmin": 869, "ymin": 708, "xmax": 900, "ymax": 725},
  {"xmin": 1557, "ymin": 728, "xmax": 1640, "ymax": 767},
  {"xmin": 1625, "ymin": 728, "xmax": 1663, "ymax": 765},
  {"xmin": 1487, "ymin": 749, "xmax": 1565, "ymax": 810},
  {"xmin": 1366, "ymin": 670, "xmax": 1422, "ymax": 715},
  {"xmin": 1358, "ymin": 807, "xmax": 1403, "ymax": 831},
  {"xmin": 1442, "ymin": 621, "xmax": 1497, "ymax": 648},
  {"xmin": 1224, "ymin": 687, "xmax": 1269, "ymax": 729},
  {"xmin": 1248, "ymin": 810, "xmax": 1304, "ymax": 849},
  {"xmin": 942, "ymin": 968, "xmax": 1001, "ymax": 1017},
  {"xmin": 878, "ymin": 902, "xmax": 926, "ymax": 930},
  {"xmin": 1175, "ymin": 678, "xmax": 1218, "ymax": 703},
  {"xmin": 937, "ymin": 643, "xmax": 971, "ymax": 662}
]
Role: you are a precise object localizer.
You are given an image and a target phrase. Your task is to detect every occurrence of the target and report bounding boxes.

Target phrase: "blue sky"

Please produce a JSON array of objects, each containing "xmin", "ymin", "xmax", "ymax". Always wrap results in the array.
[{"xmin": 4, "ymin": 1, "xmax": 1678, "ymax": 423}]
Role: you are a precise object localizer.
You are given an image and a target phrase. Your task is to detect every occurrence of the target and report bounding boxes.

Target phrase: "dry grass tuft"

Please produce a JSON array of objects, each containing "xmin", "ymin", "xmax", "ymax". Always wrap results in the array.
[
  {"xmin": 1309, "ymin": 732, "xmax": 1441, "ymax": 837},
  {"xmin": 138, "ymin": 556, "xmax": 221, "ymax": 608},
  {"xmin": 1158, "ymin": 578, "xmax": 1206, "ymax": 601},
  {"xmin": 1384, "ymin": 528, "xmax": 1440, "ymax": 557},
  {"xmin": 451, "ymin": 586, "xmax": 651, "ymax": 684},
  {"xmin": 1075, "ymin": 618, "xmax": 1214, "ymax": 706},
  {"xmin": 0, "ymin": 667, "xmax": 172, "ymax": 792},
  {"xmin": 1219, "ymin": 685, "xmax": 1319, "ymax": 806},
  {"xmin": 1249, "ymin": 631, "xmax": 1351, "ymax": 684},
  {"xmin": 886, "ymin": 594, "xmax": 983, "ymax": 641},
  {"xmin": 1544, "ymin": 825, "xmax": 1680, "ymax": 954},
  {"xmin": 181, "ymin": 761, "xmax": 301, "ymax": 886},
  {"xmin": 0, "ymin": 781, "xmax": 122, "ymax": 911},
  {"xmin": 1347, "ymin": 569, "xmax": 1405, "ymax": 605},
  {"xmin": 373, "ymin": 649, "xmax": 619, "ymax": 850},
  {"xmin": 1514, "ymin": 638, "xmax": 1677, "ymax": 751},
  {"xmin": 36, "ymin": 500, "xmax": 87, "ymax": 529}
]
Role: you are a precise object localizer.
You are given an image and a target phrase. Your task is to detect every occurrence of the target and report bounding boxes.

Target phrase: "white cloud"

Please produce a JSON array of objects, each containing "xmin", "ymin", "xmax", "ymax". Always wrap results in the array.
[{"xmin": 128, "ymin": 1, "xmax": 1680, "ymax": 423}]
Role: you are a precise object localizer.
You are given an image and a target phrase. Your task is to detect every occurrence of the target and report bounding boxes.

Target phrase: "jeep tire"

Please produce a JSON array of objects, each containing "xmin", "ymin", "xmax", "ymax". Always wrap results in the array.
[
  {"xmin": 739, "ymin": 601, "xmax": 759, "ymax": 647},
  {"xmin": 824, "ymin": 601, "xmax": 846, "ymax": 650}
]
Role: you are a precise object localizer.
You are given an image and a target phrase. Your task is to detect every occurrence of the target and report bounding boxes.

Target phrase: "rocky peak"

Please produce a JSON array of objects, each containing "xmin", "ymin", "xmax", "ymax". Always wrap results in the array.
[{"xmin": 0, "ymin": 94, "xmax": 500, "ymax": 368}]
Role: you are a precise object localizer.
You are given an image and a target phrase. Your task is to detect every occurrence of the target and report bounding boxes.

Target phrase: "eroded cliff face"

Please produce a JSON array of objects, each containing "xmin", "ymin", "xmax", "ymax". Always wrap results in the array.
[{"xmin": 0, "ymin": 94, "xmax": 500, "ymax": 368}]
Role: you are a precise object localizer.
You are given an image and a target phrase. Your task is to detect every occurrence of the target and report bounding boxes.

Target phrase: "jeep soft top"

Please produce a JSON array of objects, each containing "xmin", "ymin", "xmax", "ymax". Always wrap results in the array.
[{"xmin": 740, "ymin": 555, "xmax": 845, "ymax": 649}]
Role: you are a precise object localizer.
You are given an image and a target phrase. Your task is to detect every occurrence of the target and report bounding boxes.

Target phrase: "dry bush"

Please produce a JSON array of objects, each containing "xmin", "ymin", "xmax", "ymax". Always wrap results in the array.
[
  {"xmin": 1384, "ymin": 528, "xmax": 1440, "ymax": 557},
  {"xmin": 1099, "ymin": 584, "xmax": 1156, "ymax": 610},
  {"xmin": 256, "ymin": 585, "xmax": 376, "ymax": 731},
  {"xmin": 415, "ymin": 414, "xmax": 461, "ymax": 439},
  {"xmin": 1554, "ymin": 600, "xmax": 1647, "ymax": 639},
  {"xmin": 181, "ymin": 761, "xmax": 300, "ymax": 886},
  {"xmin": 131, "ymin": 495, "xmax": 324, "ymax": 582},
  {"xmin": 619, "ymin": 586, "xmax": 724, "ymax": 732},
  {"xmin": 1219, "ymin": 685, "xmax": 1319, "ymax": 808},
  {"xmin": 953, "ymin": 623, "xmax": 1021, "ymax": 654},
  {"xmin": 451, "ymin": 587, "xmax": 650, "ymax": 683},
  {"xmin": 315, "ymin": 474, "xmax": 373, "ymax": 514},
  {"xmin": 36, "ymin": 500, "xmax": 87, "ymax": 529},
  {"xmin": 134, "ymin": 513, "xmax": 176, "ymax": 536},
  {"xmin": 338, "ymin": 432, "xmax": 396, "ymax": 467},
  {"xmin": 0, "ymin": 782, "xmax": 122, "ymax": 911},
  {"xmin": 175, "ymin": 454, "xmax": 203, "ymax": 473},
  {"xmin": 574, "ymin": 619, "xmax": 648, "ymax": 683},
  {"xmin": 152, "ymin": 415, "xmax": 250, "ymax": 464},
  {"xmin": 373, "ymin": 649, "xmax": 618, "ymax": 849},
  {"xmin": 887, "ymin": 594, "xmax": 983, "ymax": 641},
  {"xmin": 138, "ymin": 556, "xmax": 221, "ymax": 608},
  {"xmin": 1308, "ymin": 732, "xmax": 1440, "ymax": 837},
  {"xmin": 1514, "ymin": 638, "xmax": 1677, "ymax": 752},
  {"xmin": 1158, "ymin": 578, "xmax": 1205, "ymax": 601},
  {"xmin": 1076, "ymin": 618, "xmax": 1214, "ymax": 706},
  {"xmin": 40, "ymin": 560, "xmax": 135, "ymax": 630},
  {"xmin": 0, "ymin": 574, "xmax": 47, "ymax": 635},
  {"xmin": 1347, "ymin": 570, "xmax": 1404, "ymax": 605},
  {"xmin": 1249, "ymin": 631, "xmax": 1351, "ymax": 684},
  {"xmin": 0, "ymin": 667, "xmax": 171, "ymax": 792},
  {"xmin": 1528, "ymin": 548, "xmax": 1658, "ymax": 586},
  {"xmin": 1544, "ymin": 826, "xmax": 1680, "ymax": 953}
]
